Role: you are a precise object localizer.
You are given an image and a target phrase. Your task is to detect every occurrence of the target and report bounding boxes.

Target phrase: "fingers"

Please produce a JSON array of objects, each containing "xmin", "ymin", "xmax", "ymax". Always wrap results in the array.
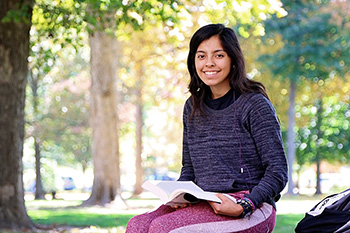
[
  {"xmin": 208, "ymin": 194, "xmax": 242, "ymax": 217},
  {"xmin": 169, "ymin": 203, "xmax": 191, "ymax": 210}
]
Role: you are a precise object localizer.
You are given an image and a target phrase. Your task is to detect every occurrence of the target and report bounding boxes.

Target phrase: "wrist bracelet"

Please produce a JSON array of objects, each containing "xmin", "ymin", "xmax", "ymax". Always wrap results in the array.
[
  {"xmin": 243, "ymin": 198, "xmax": 255, "ymax": 211},
  {"xmin": 237, "ymin": 198, "xmax": 254, "ymax": 218}
]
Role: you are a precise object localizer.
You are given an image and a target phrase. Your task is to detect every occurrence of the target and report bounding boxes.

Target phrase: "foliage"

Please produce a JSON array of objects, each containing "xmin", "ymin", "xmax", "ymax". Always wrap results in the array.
[
  {"xmin": 115, "ymin": 0, "xmax": 290, "ymax": 180},
  {"xmin": 32, "ymin": 0, "xmax": 185, "ymax": 37},
  {"xmin": 25, "ymin": 31, "xmax": 91, "ymax": 191},
  {"xmin": 41, "ymin": 42, "xmax": 91, "ymax": 168},
  {"xmin": 1, "ymin": 1, "xmax": 33, "ymax": 24},
  {"xmin": 259, "ymin": 0, "xmax": 350, "ymax": 194},
  {"xmin": 295, "ymin": 77, "xmax": 350, "ymax": 166},
  {"xmin": 22, "ymin": 0, "xmax": 350, "ymax": 196},
  {"xmin": 117, "ymin": 23, "xmax": 189, "ymax": 174},
  {"xmin": 204, "ymin": 0, "xmax": 287, "ymax": 38},
  {"xmin": 24, "ymin": 0, "xmax": 295, "ymax": 190},
  {"xmin": 261, "ymin": 0, "xmax": 349, "ymax": 82}
]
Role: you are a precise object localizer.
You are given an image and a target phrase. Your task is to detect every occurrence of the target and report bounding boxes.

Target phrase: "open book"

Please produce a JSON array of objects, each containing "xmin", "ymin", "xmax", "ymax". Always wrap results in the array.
[{"xmin": 142, "ymin": 180, "xmax": 225, "ymax": 206}]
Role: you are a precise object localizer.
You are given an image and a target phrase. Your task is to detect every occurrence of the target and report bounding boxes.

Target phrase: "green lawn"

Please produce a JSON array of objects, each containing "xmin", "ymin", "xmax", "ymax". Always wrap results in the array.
[
  {"xmin": 28, "ymin": 208, "xmax": 133, "ymax": 229},
  {"xmin": 20, "ymin": 195, "xmax": 311, "ymax": 232},
  {"xmin": 27, "ymin": 210, "xmax": 303, "ymax": 232},
  {"xmin": 275, "ymin": 214, "xmax": 304, "ymax": 233}
]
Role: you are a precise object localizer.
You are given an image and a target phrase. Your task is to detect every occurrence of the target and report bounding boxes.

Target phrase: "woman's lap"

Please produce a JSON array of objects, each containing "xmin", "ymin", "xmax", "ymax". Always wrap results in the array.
[
  {"xmin": 126, "ymin": 191, "xmax": 276, "ymax": 233},
  {"xmin": 169, "ymin": 203, "xmax": 276, "ymax": 233}
]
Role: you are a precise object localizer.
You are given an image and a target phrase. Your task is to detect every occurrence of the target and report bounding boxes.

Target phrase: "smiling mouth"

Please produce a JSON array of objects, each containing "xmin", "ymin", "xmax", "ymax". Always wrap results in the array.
[{"xmin": 204, "ymin": 71, "xmax": 218, "ymax": 75}]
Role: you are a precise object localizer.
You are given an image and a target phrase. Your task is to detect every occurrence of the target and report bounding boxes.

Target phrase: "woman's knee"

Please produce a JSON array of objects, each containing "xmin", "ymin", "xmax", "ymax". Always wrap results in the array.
[
  {"xmin": 148, "ymin": 215, "xmax": 178, "ymax": 233},
  {"xmin": 126, "ymin": 214, "xmax": 151, "ymax": 233}
]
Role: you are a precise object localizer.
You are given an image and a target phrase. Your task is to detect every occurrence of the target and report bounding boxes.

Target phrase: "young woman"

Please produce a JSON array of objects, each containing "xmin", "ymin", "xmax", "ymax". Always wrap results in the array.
[{"xmin": 126, "ymin": 23, "xmax": 288, "ymax": 233}]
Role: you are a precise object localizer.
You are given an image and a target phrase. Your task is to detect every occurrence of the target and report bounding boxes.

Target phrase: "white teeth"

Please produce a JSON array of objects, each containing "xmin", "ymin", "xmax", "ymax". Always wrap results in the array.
[{"xmin": 205, "ymin": 71, "xmax": 217, "ymax": 75}]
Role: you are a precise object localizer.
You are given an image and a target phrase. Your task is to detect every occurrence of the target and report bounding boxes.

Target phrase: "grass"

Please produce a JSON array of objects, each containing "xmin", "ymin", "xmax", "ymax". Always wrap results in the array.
[
  {"xmin": 275, "ymin": 214, "xmax": 304, "ymax": 233},
  {"xmin": 28, "ymin": 208, "xmax": 133, "ymax": 228},
  {"xmin": 24, "ymin": 199, "xmax": 134, "ymax": 232},
  {"xmin": 11, "ymin": 193, "xmax": 318, "ymax": 232}
]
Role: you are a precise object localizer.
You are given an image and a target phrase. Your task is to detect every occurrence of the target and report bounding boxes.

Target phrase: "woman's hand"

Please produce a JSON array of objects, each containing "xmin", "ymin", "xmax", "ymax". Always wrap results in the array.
[
  {"xmin": 208, "ymin": 193, "xmax": 244, "ymax": 217},
  {"xmin": 168, "ymin": 203, "xmax": 191, "ymax": 210}
]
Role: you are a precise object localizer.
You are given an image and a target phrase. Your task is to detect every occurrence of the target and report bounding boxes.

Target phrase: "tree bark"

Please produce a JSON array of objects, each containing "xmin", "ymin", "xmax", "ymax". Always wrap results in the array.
[
  {"xmin": 34, "ymin": 137, "xmax": 45, "ymax": 199},
  {"xmin": 286, "ymin": 79, "xmax": 297, "ymax": 195},
  {"xmin": 315, "ymin": 155, "xmax": 322, "ymax": 194},
  {"xmin": 83, "ymin": 31, "xmax": 121, "ymax": 206},
  {"xmin": 28, "ymin": 71, "xmax": 45, "ymax": 200},
  {"xmin": 315, "ymin": 98, "xmax": 324, "ymax": 195},
  {"xmin": 0, "ymin": 0, "xmax": 35, "ymax": 229}
]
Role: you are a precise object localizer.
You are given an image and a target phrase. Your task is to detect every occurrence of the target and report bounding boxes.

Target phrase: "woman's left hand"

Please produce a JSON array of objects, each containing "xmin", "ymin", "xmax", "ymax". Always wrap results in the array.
[{"xmin": 208, "ymin": 193, "xmax": 244, "ymax": 217}]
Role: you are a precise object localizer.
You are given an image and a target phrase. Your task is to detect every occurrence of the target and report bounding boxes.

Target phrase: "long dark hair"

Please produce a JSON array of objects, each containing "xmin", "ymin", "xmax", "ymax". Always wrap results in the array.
[{"xmin": 187, "ymin": 24, "xmax": 270, "ymax": 118}]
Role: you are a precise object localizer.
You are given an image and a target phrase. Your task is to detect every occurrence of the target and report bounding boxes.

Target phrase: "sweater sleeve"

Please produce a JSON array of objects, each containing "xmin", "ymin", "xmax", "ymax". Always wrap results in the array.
[
  {"xmin": 244, "ymin": 95, "xmax": 288, "ymax": 207},
  {"xmin": 178, "ymin": 99, "xmax": 195, "ymax": 181}
]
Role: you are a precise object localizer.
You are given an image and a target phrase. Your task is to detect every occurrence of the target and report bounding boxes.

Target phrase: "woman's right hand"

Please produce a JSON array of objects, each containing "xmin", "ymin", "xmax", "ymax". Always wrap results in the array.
[
  {"xmin": 208, "ymin": 193, "xmax": 244, "ymax": 217},
  {"xmin": 169, "ymin": 203, "xmax": 191, "ymax": 210}
]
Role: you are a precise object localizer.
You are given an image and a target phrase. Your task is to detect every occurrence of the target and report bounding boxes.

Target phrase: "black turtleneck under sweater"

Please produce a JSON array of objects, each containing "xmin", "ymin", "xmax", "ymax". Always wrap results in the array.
[{"xmin": 204, "ymin": 88, "xmax": 241, "ymax": 110}]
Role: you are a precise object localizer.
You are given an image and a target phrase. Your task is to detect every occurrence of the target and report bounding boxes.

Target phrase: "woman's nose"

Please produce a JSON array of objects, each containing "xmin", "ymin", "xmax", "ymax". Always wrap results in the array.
[{"xmin": 205, "ymin": 57, "xmax": 215, "ymax": 67}]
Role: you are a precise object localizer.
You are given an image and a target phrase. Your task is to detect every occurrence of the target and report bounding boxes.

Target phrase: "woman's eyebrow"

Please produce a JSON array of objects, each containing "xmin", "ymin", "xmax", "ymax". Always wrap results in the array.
[{"xmin": 196, "ymin": 49, "xmax": 225, "ymax": 53}]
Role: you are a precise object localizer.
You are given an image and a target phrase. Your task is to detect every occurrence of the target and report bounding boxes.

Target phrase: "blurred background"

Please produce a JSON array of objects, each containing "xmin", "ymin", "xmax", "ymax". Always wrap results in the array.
[{"xmin": 14, "ymin": 0, "xmax": 350, "ymax": 203}]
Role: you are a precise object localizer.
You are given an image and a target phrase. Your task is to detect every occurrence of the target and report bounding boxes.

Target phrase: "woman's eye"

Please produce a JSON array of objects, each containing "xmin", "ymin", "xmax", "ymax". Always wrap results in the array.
[
  {"xmin": 216, "ymin": 54, "xmax": 224, "ymax": 58},
  {"xmin": 197, "ymin": 54, "xmax": 205, "ymax": 59}
]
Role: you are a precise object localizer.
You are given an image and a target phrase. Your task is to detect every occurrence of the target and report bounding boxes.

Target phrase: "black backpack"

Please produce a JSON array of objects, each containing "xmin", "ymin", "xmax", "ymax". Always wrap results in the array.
[{"xmin": 295, "ymin": 188, "xmax": 350, "ymax": 233}]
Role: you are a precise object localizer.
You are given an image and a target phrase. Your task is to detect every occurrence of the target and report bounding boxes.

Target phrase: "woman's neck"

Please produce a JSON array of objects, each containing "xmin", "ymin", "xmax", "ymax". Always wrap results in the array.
[{"xmin": 210, "ymin": 87, "xmax": 231, "ymax": 99}]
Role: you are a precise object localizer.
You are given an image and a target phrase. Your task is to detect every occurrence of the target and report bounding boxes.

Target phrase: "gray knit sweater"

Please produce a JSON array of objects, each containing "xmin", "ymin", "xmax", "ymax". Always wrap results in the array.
[{"xmin": 178, "ymin": 93, "xmax": 288, "ymax": 207}]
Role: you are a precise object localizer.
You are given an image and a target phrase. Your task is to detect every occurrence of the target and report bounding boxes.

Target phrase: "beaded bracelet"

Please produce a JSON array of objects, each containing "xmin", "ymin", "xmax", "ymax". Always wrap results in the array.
[
  {"xmin": 243, "ymin": 198, "xmax": 255, "ymax": 211},
  {"xmin": 237, "ymin": 198, "xmax": 255, "ymax": 218}
]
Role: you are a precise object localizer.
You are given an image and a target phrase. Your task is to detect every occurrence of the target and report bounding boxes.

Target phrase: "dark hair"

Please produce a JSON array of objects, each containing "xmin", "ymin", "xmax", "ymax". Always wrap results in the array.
[{"xmin": 187, "ymin": 23, "xmax": 269, "ymax": 118}]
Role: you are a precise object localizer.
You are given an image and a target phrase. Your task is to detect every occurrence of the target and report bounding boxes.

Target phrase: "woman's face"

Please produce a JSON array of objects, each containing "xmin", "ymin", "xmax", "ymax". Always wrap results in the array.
[{"xmin": 195, "ymin": 35, "xmax": 232, "ymax": 99}]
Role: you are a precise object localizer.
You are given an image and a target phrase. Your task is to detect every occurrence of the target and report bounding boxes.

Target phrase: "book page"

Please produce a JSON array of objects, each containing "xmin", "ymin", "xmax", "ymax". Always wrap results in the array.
[
  {"xmin": 142, "ymin": 180, "xmax": 221, "ymax": 204},
  {"xmin": 155, "ymin": 181, "xmax": 204, "ymax": 196}
]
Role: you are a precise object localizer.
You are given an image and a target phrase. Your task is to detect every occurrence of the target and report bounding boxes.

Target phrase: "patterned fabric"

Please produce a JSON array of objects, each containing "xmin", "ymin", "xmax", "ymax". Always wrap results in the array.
[
  {"xmin": 179, "ymin": 93, "xmax": 288, "ymax": 208},
  {"xmin": 126, "ymin": 93, "xmax": 287, "ymax": 232},
  {"xmin": 126, "ymin": 192, "xmax": 276, "ymax": 233},
  {"xmin": 169, "ymin": 204, "xmax": 275, "ymax": 233}
]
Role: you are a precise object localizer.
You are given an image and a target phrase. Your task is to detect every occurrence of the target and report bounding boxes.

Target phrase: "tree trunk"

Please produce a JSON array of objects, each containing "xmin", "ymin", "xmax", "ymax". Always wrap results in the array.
[
  {"xmin": 34, "ymin": 138, "xmax": 45, "ymax": 199},
  {"xmin": 0, "ymin": 0, "xmax": 35, "ymax": 229},
  {"xmin": 315, "ymin": 98, "xmax": 324, "ymax": 195},
  {"xmin": 134, "ymin": 85, "xmax": 144, "ymax": 195},
  {"xmin": 28, "ymin": 72, "xmax": 45, "ymax": 200},
  {"xmin": 83, "ymin": 31, "xmax": 121, "ymax": 206},
  {"xmin": 286, "ymin": 79, "xmax": 297, "ymax": 195},
  {"xmin": 315, "ymin": 155, "xmax": 322, "ymax": 194}
]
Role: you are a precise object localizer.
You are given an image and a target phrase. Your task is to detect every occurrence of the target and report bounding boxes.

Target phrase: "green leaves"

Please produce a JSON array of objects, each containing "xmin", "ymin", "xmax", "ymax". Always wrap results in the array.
[
  {"xmin": 261, "ymin": 1, "xmax": 350, "ymax": 81},
  {"xmin": 1, "ymin": 1, "xmax": 33, "ymax": 24},
  {"xmin": 296, "ymin": 96, "xmax": 350, "ymax": 165}
]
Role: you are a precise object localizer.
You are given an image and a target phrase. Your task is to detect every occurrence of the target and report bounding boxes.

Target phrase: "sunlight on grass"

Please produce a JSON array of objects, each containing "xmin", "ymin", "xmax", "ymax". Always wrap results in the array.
[
  {"xmin": 24, "ymin": 196, "xmax": 308, "ymax": 232},
  {"xmin": 27, "ymin": 207, "xmax": 134, "ymax": 228},
  {"xmin": 29, "ymin": 210, "xmax": 133, "ymax": 228},
  {"xmin": 26, "ymin": 199, "xmax": 134, "ymax": 232},
  {"xmin": 274, "ymin": 214, "xmax": 304, "ymax": 233}
]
